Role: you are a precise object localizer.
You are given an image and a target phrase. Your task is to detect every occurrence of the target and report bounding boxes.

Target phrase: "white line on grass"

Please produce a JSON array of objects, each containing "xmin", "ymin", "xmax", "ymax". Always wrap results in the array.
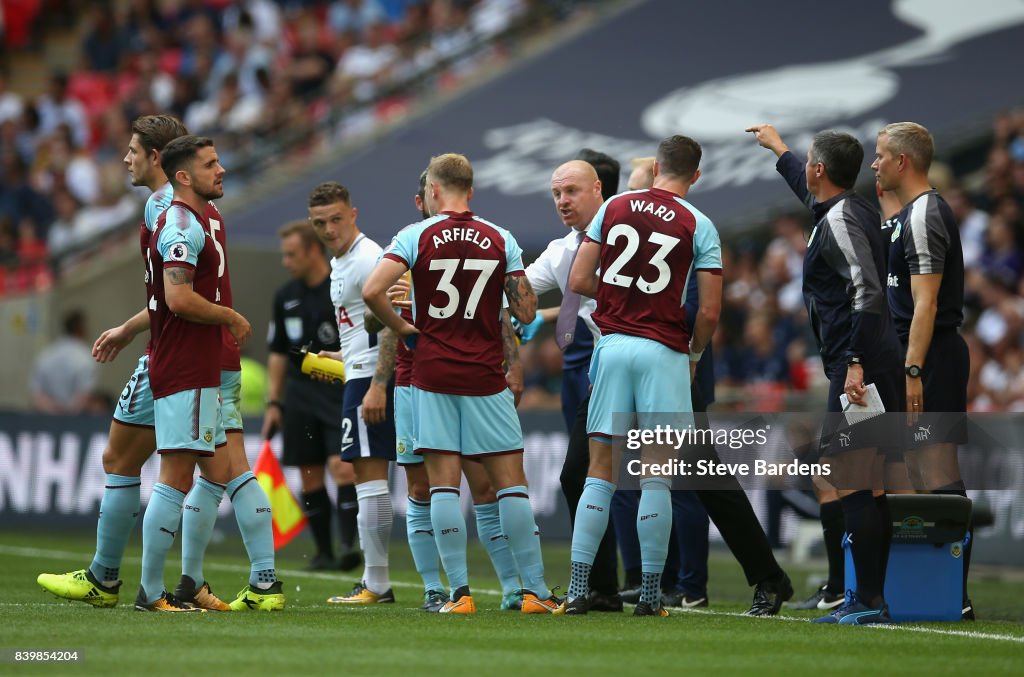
[
  {"xmin": 676, "ymin": 607, "xmax": 1024, "ymax": 644},
  {"xmin": 8, "ymin": 544, "xmax": 1024, "ymax": 643}
]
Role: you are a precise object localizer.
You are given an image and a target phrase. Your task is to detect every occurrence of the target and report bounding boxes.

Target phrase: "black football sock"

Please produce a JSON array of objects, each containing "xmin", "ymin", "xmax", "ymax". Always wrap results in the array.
[
  {"xmin": 820, "ymin": 500, "xmax": 845, "ymax": 595},
  {"xmin": 302, "ymin": 488, "xmax": 334, "ymax": 558},
  {"xmin": 840, "ymin": 490, "xmax": 883, "ymax": 608},
  {"xmin": 336, "ymin": 483, "xmax": 359, "ymax": 551},
  {"xmin": 874, "ymin": 494, "xmax": 891, "ymax": 593}
]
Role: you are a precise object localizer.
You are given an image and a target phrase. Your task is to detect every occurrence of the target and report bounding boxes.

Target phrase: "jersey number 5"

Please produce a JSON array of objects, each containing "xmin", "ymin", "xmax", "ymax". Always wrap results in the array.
[
  {"xmin": 602, "ymin": 224, "xmax": 680, "ymax": 294},
  {"xmin": 208, "ymin": 218, "xmax": 226, "ymax": 303},
  {"xmin": 427, "ymin": 258, "xmax": 498, "ymax": 320}
]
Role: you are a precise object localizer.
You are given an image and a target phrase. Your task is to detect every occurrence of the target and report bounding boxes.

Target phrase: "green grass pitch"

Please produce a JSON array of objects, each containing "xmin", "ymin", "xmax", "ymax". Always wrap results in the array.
[{"xmin": 2, "ymin": 530, "xmax": 1023, "ymax": 675}]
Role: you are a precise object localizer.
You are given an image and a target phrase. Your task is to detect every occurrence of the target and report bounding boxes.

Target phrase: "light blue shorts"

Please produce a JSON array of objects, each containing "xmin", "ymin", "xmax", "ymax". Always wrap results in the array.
[
  {"xmin": 113, "ymin": 355, "xmax": 155, "ymax": 428},
  {"xmin": 413, "ymin": 387, "xmax": 523, "ymax": 457},
  {"xmin": 395, "ymin": 385, "xmax": 423, "ymax": 465},
  {"xmin": 154, "ymin": 386, "xmax": 226, "ymax": 455},
  {"xmin": 220, "ymin": 370, "xmax": 243, "ymax": 433},
  {"xmin": 587, "ymin": 333, "xmax": 693, "ymax": 441}
]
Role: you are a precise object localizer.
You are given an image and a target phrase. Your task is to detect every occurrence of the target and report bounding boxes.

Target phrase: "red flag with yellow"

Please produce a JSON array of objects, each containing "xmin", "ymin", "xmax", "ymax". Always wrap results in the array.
[{"xmin": 253, "ymin": 440, "xmax": 306, "ymax": 549}]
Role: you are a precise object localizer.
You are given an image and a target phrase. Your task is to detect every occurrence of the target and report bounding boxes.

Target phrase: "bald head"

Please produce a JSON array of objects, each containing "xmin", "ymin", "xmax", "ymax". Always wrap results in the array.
[{"xmin": 550, "ymin": 160, "xmax": 604, "ymax": 230}]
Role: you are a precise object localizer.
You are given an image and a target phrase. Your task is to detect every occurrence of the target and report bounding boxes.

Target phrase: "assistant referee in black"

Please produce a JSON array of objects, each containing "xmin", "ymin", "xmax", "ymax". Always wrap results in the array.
[{"xmin": 262, "ymin": 220, "xmax": 360, "ymax": 571}]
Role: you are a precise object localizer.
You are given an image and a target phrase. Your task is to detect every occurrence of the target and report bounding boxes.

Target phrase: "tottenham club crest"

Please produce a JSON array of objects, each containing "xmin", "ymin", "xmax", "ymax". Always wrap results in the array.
[{"xmin": 169, "ymin": 242, "xmax": 190, "ymax": 261}]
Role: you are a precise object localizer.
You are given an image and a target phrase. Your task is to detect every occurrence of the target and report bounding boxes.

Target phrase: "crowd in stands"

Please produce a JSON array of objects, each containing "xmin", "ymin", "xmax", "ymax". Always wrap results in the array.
[
  {"xmin": 4, "ymin": 3, "xmax": 1021, "ymax": 414},
  {"xmin": 0, "ymin": 0, "xmax": 561, "ymax": 293}
]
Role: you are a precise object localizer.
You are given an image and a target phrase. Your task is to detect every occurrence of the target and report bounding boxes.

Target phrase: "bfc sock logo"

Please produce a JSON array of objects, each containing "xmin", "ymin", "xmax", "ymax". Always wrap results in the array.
[
  {"xmin": 639, "ymin": 513, "xmax": 659, "ymax": 521},
  {"xmin": 441, "ymin": 528, "xmax": 460, "ymax": 535}
]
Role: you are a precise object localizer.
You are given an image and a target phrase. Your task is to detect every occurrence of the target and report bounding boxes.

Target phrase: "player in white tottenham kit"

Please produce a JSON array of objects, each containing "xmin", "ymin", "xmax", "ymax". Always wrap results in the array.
[{"xmin": 307, "ymin": 181, "xmax": 397, "ymax": 604}]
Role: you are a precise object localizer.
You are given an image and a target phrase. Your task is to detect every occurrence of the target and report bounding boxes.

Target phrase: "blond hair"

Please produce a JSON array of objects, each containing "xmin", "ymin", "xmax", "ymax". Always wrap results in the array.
[
  {"xmin": 427, "ymin": 153, "xmax": 473, "ymax": 194},
  {"xmin": 880, "ymin": 122, "xmax": 934, "ymax": 172}
]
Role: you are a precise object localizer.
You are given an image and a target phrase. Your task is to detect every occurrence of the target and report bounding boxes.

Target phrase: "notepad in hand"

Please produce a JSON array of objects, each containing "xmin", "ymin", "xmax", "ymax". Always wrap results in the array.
[{"xmin": 840, "ymin": 382, "xmax": 885, "ymax": 426}]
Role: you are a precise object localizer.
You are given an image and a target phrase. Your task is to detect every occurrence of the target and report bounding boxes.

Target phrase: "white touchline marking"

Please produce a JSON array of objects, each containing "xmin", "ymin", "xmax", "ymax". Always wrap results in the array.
[{"xmin": 10, "ymin": 544, "xmax": 1024, "ymax": 642}]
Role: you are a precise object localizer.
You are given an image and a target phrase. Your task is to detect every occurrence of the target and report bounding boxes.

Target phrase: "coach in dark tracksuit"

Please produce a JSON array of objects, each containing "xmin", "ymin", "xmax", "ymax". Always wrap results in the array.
[{"xmin": 751, "ymin": 124, "xmax": 903, "ymax": 624}]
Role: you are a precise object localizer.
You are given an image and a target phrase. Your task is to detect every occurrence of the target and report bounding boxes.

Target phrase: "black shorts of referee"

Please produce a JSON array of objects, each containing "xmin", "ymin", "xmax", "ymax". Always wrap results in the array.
[
  {"xmin": 280, "ymin": 383, "xmax": 343, "ymax": 467},
  {"xmin": 902, "ymin": 328, "xmax": 969, "ymax": 449}
]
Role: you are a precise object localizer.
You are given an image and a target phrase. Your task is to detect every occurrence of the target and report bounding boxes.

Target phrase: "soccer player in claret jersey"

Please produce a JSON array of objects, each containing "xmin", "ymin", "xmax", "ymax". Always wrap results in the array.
[
  {"xmin": 38, "ymin": 122, "xmax": 283, "ymax": 612},
  {"xmin": 372, "ymin": 170, "xmax": 527, "ymax": 612},
  {"xmin": 132, "ymin": 136, "xmax": 243, "ymax": 610},
  {"xmin": 36, "ymin": 115, "xmax": 188, "ymax": 609},
  {"xmin": 558, "ymin": 135, "xmax": 723, "ymax": 617},
  {"xmin": 363, "ymin": 153, "xmax": 558, "ymax": 614}
]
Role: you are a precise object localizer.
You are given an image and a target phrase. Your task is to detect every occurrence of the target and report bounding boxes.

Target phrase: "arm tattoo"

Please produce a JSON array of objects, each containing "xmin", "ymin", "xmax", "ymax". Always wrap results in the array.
[
  {"xmin": 504, "ymin": 274, "xmax": 535, "ymax": 308},
  {"xmin": 364, "ymin": 310, "xmax": 385, "ymax": 335},
  {"xmin": 503, "ymin": 274, "xmax": 522, "ymax": 308},
  {"xmin": 371, "ymin": 328, "xmax": 397, "ymax": 386},
  {"xmin": 500, "ymin": 310, "xmax": 520, "ymax": 371},
  {"xmin": 167, "ymin": 267, "xmax": 194, "ymax": 285}
]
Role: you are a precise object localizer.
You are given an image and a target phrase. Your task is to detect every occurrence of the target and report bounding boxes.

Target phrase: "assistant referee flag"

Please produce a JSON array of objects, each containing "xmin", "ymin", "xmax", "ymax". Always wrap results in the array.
[{"xmin": 253, "ymin": 440, "xmax": 307, "ymax": 549}]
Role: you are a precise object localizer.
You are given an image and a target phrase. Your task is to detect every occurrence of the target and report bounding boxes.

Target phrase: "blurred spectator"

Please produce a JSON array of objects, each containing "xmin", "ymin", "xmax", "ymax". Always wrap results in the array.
[
  {"xmin": 285, "ymin": 10, "xmax": 336, "ymax": 102},
  {"xmin": 329, "ymin": 0, "xmax": 388, "ymax": 35},
  {"xmin": 81, "ymin": 4, "xmax": 123, "ymax": 73},
  {"xmin": 336, "ymin": 21, "xmax": 400, "ymax": 102},
  {"xmin": 46, "ymin": 187, "xmax": 80, "ymax": 256},
  {"xmin": 30, "ymin": 309, "xmax": 99, "ymax": 414},
  {"xmin": 35, "ymin": 73, "xmax": 89, "ymax": 149},
  {"xmin": 0, "ymin": 67, "xmax": 24, "ymax": 124},
  {"xmin": 979, "ymin": 213, "xmax": 1023, "ymax": 287},
  {"xmin": 946, "ymin": 185, "xmax": 988, "ymax": 268},
  {"xmin": 32, "ymin": 124, "xmax": 102, "ymax": 206}
]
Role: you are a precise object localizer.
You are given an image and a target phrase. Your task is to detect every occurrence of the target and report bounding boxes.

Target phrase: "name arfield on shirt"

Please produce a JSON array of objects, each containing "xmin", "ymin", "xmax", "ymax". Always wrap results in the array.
[{"xmin": 432, "ymin": 227, "xmax": 492, "ymax": 249}]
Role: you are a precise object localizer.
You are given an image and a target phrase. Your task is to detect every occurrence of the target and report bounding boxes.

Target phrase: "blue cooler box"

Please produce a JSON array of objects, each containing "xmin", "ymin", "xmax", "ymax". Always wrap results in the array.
[{"xmin": 843, "ymin": 494, "xmax": 971, "ymax": 622}]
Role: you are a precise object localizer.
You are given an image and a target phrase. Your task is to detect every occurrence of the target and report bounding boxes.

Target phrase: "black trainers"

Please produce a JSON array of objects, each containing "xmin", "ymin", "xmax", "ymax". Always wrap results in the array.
[
  {"xmin": 744, "ymin": 573, "xmax": 793, "ymax": 616},
  {"xmin": 962, "ymin": 599, "xmax": 976, "ymax": 621},
  {"xmin": 337, "ymin": 550, "xmax": 363, "ymax": 572},
  {"xmin": 633, "ymin": 601, "xmax": 669, "ymax": 617},
  {"xmin": 306, "ymin": 553, "xmax": 337, "ymax": 571},
  {"xmin": 619, "ymin": 587, "xmax": 641, "ymax": 605},
  {"xmin": 552, "ymin": 595, "xmax": 590, "ymax": 615},
  {"xmin": 662, "ymin": 591, "xmax": 708, "ymax": 608},
  {"xmin": 422, "ymin": 589, "xmax": 449, "ymax": 613},
  {"xmin": 789, "ymin": 584, "xmax": 844, "ymax": 610},
  {"xmin": 588, "ymin": 590, "xmax": 624, "ymax": 612}
]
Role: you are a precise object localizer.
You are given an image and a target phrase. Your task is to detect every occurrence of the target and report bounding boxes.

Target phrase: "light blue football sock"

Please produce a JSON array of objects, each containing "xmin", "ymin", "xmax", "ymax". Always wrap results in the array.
[
  {"xmin": 474, "ymin": 502, "xmax": 520, "ymax": 595},
  {"xmin": 180, "ymin": 476, "xmax": 224, "ymax": 587},
  {"xmin": 570, "ymin": 478, "xmax": 615, "ymax": 565},
  {"xmin": 228, "ymin": 471, "xmax": 276, "ymax": 589},
  {"xmin": 89, "ymin": 473, "xmax": 141, "ymax": 585},
  {"xmin": 637, "ymin": 477, "xmax": 672, "ymax": 605},
  {"xmin": 140, "ymin": 482, "xmax": 184, "ymax": 603},
  {"xmin": 567, "ymin": 477, "xmax": 615, "ymax": 600},
  {"xmin": 406, "ymin": 497, "xmax": 444, "ymax": 593},
  {"xmin": 430, "ymin": 487, "xmax": 468, "ymax": 596},
  {"xmin": 496, "ymin": 486, "xmax": 548, "ymax": 597}
]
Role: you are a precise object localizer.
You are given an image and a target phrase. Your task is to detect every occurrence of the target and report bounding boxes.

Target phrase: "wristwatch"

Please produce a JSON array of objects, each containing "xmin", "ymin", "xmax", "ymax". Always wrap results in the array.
[
  {"xmin": 847, "ymin": 356, "xmax": 863, "ymax": 366},
  {"xmin": 905, "ymin": 364, "xmax": 922, "ymax": 378}
]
